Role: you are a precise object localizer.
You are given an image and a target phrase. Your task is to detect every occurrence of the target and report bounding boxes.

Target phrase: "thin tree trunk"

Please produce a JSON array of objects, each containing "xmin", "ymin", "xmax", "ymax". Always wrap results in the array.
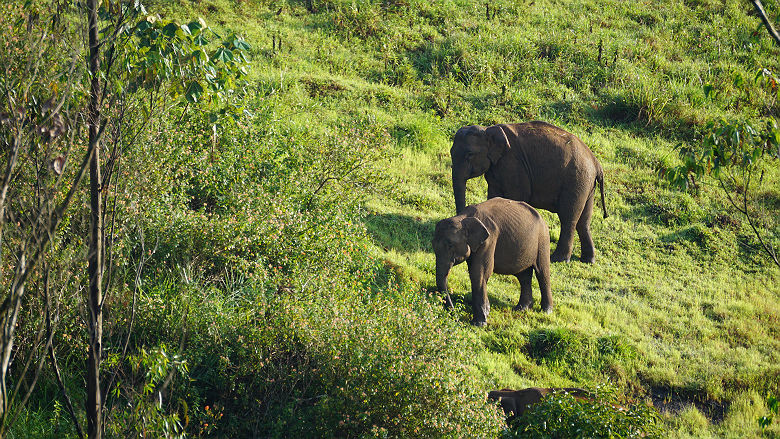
[
  {"xmin": 0, "ymin": 136, "xmax": 21, "ymax": 266},
  {"xmin": 717, "ymin": 173, "xmax": 780, "ymax": 269},
  {"xmin": 86, "ymin": 0, "xmax": 104, "ymax": 437},
  {"xmin": 0, "ymin": 254, "xmax": 25, "ymax": 423},
  {"xmin": 0, "ymin": 134, "xmax": 23, "ymax": 421}
]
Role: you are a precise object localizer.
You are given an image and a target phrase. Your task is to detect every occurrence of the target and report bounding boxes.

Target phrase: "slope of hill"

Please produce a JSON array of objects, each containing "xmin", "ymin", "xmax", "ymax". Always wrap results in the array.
[{"xmin": 9, "ymin": 0, "xmax": 780, "ymax": 437}]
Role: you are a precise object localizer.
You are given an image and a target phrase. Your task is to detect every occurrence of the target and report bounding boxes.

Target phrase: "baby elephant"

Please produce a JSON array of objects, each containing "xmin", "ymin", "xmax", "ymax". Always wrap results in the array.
[{"xmin": 432, "ymin": 197, "xmax": 552, "ymax": 326}]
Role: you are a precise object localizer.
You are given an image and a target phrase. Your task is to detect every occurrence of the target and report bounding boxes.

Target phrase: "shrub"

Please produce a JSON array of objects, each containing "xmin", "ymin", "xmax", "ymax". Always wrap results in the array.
[
  {"xmin": 305, "ymin": 286, "xmax": 504, "ymax": 438},
  {"xmin": 131, "ymin": 273, "xmax": 504, "ymax": 438},
  {"xmin": 105, "ymin": 346, "xmax": 189, "ymax": 439},
  {"xmin": 504, "ymin": 390, "xmax": 664, "ymax": 439},
  {"xmin": 129, "ymin": 105, "xmax": 392, "ymax": 283},
  {"xmin": 525, "ymin": 328, "xmax": 637, "ymax": 381}
]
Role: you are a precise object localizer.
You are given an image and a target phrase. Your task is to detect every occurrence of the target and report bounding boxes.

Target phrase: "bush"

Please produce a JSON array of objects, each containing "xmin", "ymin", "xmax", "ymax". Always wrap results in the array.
[
  {"xmin": 504, "ymin": 390, "xmax": 664, "ymax": 439},
  {"xmin": 130, "ymin": 272, "xmax": 503, "ymax": 438},
  {"xmin": 125, "ymin": 104, "xmax": 392, "ymax": 283},
  {"xmin": 525, "ymin": 328, "xmax": 637, "ymax": 381},
  {"xmin": 305, "ymin": 284, "xmax": 504, "ymax": 438}
]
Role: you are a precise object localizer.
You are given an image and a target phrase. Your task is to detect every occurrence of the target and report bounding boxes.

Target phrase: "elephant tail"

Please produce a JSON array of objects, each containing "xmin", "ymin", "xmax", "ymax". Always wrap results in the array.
[{"xmin": 597, "ymin": 170, "xmax": 608, "ymax": 218}]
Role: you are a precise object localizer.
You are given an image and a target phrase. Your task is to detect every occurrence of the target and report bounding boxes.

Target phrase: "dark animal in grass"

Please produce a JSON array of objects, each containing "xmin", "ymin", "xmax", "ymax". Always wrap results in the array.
[
  {"xmin": 450, "ymin": 121, "xmax": 607, "ymax": 263},
  {"xmin": 487, "ymin": 387, "xmax": 591, "ymax": 417},
  {"xmin": 432, "ymin": 198, "xmax": 551, "ymax": 326}
]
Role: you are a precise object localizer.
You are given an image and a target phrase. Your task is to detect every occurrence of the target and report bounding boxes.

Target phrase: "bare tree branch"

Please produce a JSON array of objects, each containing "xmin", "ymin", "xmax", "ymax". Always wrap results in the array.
[
  {"xmin": 752, "ymin": 0, "xmax": 780, "ymax": 47},
  {"xmin": 717, "ymin": 170, "xmax": 780, "ymax": 268}
]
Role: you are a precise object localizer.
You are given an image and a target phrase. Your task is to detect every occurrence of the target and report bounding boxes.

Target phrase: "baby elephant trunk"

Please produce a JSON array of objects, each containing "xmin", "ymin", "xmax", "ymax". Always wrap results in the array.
[{"xmin": 436, "ymin": 259, "xmax": 454, "ymax": 309}]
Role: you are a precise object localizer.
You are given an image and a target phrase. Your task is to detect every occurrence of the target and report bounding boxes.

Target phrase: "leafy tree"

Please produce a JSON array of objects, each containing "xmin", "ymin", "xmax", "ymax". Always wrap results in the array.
[
  {"xmin": 81, "ymin": 3, "xmax": 249, "ymax": 436},
  {"xmin": 660, "ymin": 68, "xmax": 780, "ymax": 268},
  {"xmin": 0, "ymin": 1, "xmax": 249, "ymax": 437}
]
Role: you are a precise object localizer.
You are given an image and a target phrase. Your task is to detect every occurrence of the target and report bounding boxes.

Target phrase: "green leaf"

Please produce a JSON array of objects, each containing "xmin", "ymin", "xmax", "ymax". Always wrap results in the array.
[
  {"xmin": 752, "ymin": 148, "xmax": 762, "ymax": 163},
  {"xmin": 194, "ymin": 34, "xmax": 209, "ymax": 46},
  {"xmin": 136, "ymin": 19, "xmax": 152, "ymax": 32},
  {"xmin": 192, "ymin": 49, "xmax": 209, "ymax": 63},
  {"xmin": 770, "ymin": 129, "xmax": 780, "ymax": 156},
  {"xmin": 162, "ymin": 22, "xmax": 179, "ymax": 37},
  {"xmin": 233, "ymin": 38, "xmax": 250, "ymax": 51},
  {"xmin": 185, "ymin": 81, "xmax": 203, "ymax": 103},
  {"xmin": 187, "ymin": 20, "xmax": 203, "ymax": 32},
  {"xmin": 214, "ymin": 47, "xmax": 234, "ymax": 62},
  {"xmin": 703, "ymin": 84, "xmax": 713, "ymax": 98}
]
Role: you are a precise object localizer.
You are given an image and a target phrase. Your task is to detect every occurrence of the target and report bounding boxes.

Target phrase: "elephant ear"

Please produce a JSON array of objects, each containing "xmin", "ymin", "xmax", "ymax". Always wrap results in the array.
[
  {"xmin": 486, "ymin": 125, "xmax": 511, "ymax": 164},
  {"xmin": 463, "ymin": 217, "xmax": 490, "ymax": 251}
]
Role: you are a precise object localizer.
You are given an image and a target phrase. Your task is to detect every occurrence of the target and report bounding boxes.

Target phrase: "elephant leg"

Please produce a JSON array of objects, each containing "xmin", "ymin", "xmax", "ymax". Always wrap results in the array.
[
  {"xmin": 551, "ymin": 210, "xmax": 578, "ymax": 263},
  {"xmin": 551, "ymin": 190, "xmax": 588, "ymax": 263},
  {"xmin": 485, "ymin": 171, "xmax": 505, "ymax": 200},
  {"xmin": 486, "ymin": 182, "xmax": 504, "ymax": 200},
  {"xmin": 513, "ymin": 268, "xmax": 534, "ymax": 311},
  {"xmin": 469, "ymin": 262, "xmax": 491, "ymax": 326},
  {"xmin": 536, "ymin": 253, "xmax": 553, "ymax": 313},
  {"xmin": 577, "ymin": 189, "xmax": 596, "ymax": 263}
]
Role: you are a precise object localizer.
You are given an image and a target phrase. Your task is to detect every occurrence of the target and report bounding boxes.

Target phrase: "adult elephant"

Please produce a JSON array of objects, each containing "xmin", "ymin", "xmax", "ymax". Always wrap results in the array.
[{"xmin": 451, "ymin": 121, "xmax": 607, "ymax": 263}]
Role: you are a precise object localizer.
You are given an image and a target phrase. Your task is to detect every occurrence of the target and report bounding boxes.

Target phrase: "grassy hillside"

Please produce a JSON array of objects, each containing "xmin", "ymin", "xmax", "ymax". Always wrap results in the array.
[
  {"xmin": 139, "ymin": 0, "xmax": 780, "ymax": 435},
  {"xmin": 7, "ymin": 0, "xmax": 780, "ymax": 437}
]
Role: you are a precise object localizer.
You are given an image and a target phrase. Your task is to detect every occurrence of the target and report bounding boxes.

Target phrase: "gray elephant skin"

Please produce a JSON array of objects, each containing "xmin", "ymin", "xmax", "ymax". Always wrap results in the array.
[
  {"xmin": 451, "ymin": 121, "xmax": 607, "ymax": 263},
  {"xmin": 432, "ymin": 197, "xmax": 552, "ymax": 326}
]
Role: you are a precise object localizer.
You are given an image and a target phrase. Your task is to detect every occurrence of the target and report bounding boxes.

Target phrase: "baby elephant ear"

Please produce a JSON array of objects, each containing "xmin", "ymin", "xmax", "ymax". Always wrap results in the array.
[
  {"xmin": 486, "ymin": 124, "xmax": 511, "ymax": 164},
  {"xmin": 463, "ymin": 217, "xmax": 490, "ymax": 250}
]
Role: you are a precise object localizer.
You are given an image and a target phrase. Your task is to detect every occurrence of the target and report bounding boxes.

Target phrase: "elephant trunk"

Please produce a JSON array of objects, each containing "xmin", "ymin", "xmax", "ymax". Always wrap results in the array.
[
  {"xmin": 436, "ymin": 258, "xmax": 454, "ymax": 309},
  {"xmin": 452, "ymin": 171, "xmax": 467, "ymax": 214}
]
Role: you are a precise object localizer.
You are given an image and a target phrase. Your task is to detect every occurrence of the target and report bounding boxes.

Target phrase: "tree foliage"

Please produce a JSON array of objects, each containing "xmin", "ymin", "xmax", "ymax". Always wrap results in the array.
[
  {"xmin": 0, "ymin": 0, "xmax": 249, "ymax": 437},
  {"xmin": 660, "ymin": 68, "xmax": 780, "ymax": 267}
]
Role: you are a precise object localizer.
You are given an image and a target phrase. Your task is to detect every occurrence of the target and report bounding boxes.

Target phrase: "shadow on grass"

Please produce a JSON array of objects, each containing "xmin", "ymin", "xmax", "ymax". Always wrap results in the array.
[
  {"xmin": 364, "ymin": 212, "xmax": 438, "ymax": 254},
  {"xmin": 647, "ymin": 383, "xmax": 730, "ymax": 423},
  {"xmin": 540, "ymin": 93, "xmax": 699, "ymax": 142},
  {"xmin": 418, "ymin": 284, "xmax": 521, "ymax": 324}
]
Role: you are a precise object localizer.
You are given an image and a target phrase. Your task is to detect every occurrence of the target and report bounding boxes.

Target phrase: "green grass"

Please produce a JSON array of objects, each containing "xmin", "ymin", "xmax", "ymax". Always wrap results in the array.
[{"xmin": 151, "ymin": 0, "xmax": 780, "ymax": 436}]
